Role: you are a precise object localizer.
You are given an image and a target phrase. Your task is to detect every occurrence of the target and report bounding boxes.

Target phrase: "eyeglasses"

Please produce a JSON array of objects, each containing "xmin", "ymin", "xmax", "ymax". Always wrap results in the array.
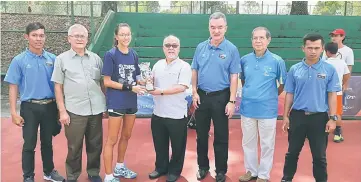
[
  {"xmin": 69, "ymin": 34, "xmax": 87, "ymax": 39},
  {"xmin": 164, "ymin": 44, "xmax": 179, "ymax": 48},
  {"xmin": 118, "ymin": 34, "xmax": 131, "ymax": 37}
]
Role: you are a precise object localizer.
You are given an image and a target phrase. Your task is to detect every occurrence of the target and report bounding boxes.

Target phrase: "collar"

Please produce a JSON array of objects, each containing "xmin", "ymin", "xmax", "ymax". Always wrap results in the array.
[
  {"xmin": 69, "ymin": 48, "xmax": 90, "ymax": 57},
  {"xmin": 207, "ymin": 37, "xmax": 227, "ymax": 50},
  {"xmin": 302, "ymin": 58, "xmax": 323, "ymax": 70},
  {"xmin": 252, "ymin": 49, "xmax": 271, "ymax": 59},
  {"xmin": 25, "ymin": 48, "xmax": 46, "ymax": 58},
  {"xmin": 165, "ymin": 57, "xmax": 180, "ymax": 66}
]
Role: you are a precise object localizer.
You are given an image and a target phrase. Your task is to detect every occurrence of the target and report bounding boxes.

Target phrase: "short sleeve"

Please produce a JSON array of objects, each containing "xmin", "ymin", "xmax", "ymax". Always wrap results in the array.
[
  {"xmin": 4, "ymin": 57, "xmax": 22, "ymax": 85},
  {"xmin": 191, "ymin": 44, "xmax": 200, "ymax": 70},
  {"xmin": 239, "ymin": 56, "xmax": 245, "ymax": 80},
  {"xmin": 229, "ymin": 47, "xmax": 242, "ymax": 74},
  {"xmin": 284, "ymin": 66, "xmax": 295, "ymax": 93},
  {"xmin": 51, "ymin": 57, "xmax": 65, "ymax": 84},
  {"xmin": 133, "ymin": 51, "xmax": 141, "ymax": 77},
  {"xmin": 178, "ymin": 63, "xmax": 192, "ymax": 88},
  {"xmin": 277, "ymin": 59, "xmax": 287, "ymax": 85},
  {"xmin": 345, "ymin": 49, "xmax": 354, "ymax": 66},
  {"xmin": 96, "ymin": 54, "xmax": 103, "ymax": 71},
  {"xmin": 102, "ymin": 51, "xmax": 114, "ymax": 77},
  {"xmin": 327, "ymin": 67, "xmax": 341, "ymax": 92}
]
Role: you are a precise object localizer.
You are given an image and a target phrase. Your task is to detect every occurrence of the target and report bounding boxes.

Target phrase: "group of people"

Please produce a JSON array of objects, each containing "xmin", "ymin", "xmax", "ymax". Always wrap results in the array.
[{"xmin": 4, "ymin": 11, "xmax": 354, "ymax": 182}]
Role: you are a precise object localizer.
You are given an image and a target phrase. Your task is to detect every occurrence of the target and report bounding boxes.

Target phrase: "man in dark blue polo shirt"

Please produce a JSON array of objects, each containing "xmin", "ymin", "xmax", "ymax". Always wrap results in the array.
[
  {"xmin": 281, "ymin": 34, "xmax": 340, "ymax": 182},
  {"xmin": 4, "ymin": 23, "xmax": 65, "ymax": 182},
  {"xmin": 191, "ymin": 12, "xmax": 241, "ymax": 182}
]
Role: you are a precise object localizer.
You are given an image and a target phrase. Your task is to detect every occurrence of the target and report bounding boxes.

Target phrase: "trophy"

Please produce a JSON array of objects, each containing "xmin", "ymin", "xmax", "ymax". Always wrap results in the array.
[{"xmin": 139, "ymin": 62, "xmax": 155, "ymax": 91}]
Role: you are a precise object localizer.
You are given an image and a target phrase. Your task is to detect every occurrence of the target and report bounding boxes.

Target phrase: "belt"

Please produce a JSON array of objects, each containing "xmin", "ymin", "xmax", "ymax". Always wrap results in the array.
[
  {"xmin": 26, "ymin": 98, "xmax": 56, "ymax": 105},
  {"xmin": 198, "ymin": 88, "xmax": 229, "ymax": 96},
  {"xmin": 292, "ymin": 109, "xmax": 322, "ymax": 115}
]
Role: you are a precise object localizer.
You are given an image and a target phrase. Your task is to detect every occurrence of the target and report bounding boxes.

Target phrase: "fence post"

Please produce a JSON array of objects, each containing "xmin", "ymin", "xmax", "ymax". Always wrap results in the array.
[
  {"xmin": 344, "ymin": 1, "xmax": 347, "ymax": 16},
  {"xmin": 71, "ymin": 1, "xmax": 75, "ymax": 25},
  {"xmin": 90, "ymin": 1, "xmax": 94, "ymax": 42}
]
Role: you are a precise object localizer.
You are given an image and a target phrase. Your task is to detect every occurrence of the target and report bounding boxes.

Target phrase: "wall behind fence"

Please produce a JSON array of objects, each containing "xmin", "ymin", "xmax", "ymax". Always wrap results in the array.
[{"xmin": 91, "ymin": 12, "xmax": 361, "ymax": 73}]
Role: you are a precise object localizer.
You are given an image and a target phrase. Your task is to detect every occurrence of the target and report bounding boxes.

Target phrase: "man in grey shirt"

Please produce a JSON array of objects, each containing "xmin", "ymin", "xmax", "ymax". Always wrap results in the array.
[
  {"xmin": 148, "ymin": 35, "xmax": 192, "ymax": 182},
  {"xmin": 51, "ymin": 24, "xmax": 106, "ymax": 182}
]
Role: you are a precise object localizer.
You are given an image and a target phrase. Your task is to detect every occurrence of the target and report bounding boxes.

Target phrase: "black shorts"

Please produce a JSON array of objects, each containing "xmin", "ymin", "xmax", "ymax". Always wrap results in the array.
[{"xmin": 107, "ymin": 108, "xmax": 138, "ymax": 117}]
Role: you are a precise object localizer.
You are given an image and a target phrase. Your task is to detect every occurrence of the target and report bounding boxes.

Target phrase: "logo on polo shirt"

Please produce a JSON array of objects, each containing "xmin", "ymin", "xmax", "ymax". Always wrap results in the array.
[
  {"xmin": 219, "ymin": 53, "xmax": 226, "ymax": 59},
  {"xmin": 45, "ymin": 61, "xmax": 53, "ymax": 67},
  {"xmin": 317, "ymin": 73, "xmax": 326, "ymax": 79}
]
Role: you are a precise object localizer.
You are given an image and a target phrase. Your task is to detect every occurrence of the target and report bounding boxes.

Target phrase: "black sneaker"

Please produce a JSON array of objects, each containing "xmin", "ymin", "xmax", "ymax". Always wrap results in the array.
[
  {"xmin": 24, "ymin": 176, "xmax": 35, "ymax": 182},
  {"xmin": 88, "ymin": 175, "xmax": 102, "ymax": 182},
  {"xmin": 44, "ymin": 170, "xmax": 65, "ymax": 182}
]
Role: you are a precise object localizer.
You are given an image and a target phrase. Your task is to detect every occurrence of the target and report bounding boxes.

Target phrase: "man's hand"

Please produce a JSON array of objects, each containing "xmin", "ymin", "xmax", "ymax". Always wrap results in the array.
[
  {"xmin": 148, "ymin": 88, "xmax": 161, "ymax": 95},
  {"xmin": 131, "ymin": 85, "xmax": 147, "ymax": 95},
  {"xmin": 225, "ymin": 102, "xmax": 235, "ymax": 118},
  {"xmin": 282, "ymin": 116, "xmax": 290, "ymax": 132},
  {"xmin": 325, "ymin": 119, "xmax": 336, "ymax": 133},
  {"xmin": 11, "ymin": 113, "xmax": 24, "ymax": 127},
  {"xmin": 59, "ymin": 111, "xmax": 70, "ymax": 126},
  {"xmin": 192, "ymin": 93, "xmax": 201, "ymax": 109}
]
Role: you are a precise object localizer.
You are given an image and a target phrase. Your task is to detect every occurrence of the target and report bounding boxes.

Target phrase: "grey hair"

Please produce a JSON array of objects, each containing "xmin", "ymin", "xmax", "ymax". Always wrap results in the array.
[
  {"xmin": 163, "ymin": 35, "xmax": 180, "ymax": 46},
  {"xmin": 252, "ymin": 27, "xmax": 271, "ymax": 39},
  {"xmin": 209, "ymin": 12, "xmax": 227, "ymax": 25},
  {"xmin": 68, "ymin": 24, "xmax": 88, "ymax": 36}
]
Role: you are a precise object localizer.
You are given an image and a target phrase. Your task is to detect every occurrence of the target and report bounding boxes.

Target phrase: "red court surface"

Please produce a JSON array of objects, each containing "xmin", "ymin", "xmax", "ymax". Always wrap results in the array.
[{"xmin": 2, "ymin": 118, "xmax": 361, "ymax": 182}]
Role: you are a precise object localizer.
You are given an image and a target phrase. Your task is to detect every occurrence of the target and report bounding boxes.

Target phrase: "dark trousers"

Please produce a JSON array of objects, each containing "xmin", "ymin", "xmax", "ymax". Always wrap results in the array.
[
  {"xmin": 65, "ymin": 111, "xmax": 103, "ymax": 180},
  {"xmin": 21, "ymin": 101, "xmax": 58, "ymax": 178},
  {"xmin": 282, "ymin": 110, "xmax": 329, "ymax": 182},
  {"xmin": 151, "ymin": 114, "xmax": 188, "ymax": 175},
  {"xmin": 195, "ymin": 89, "xmax": 230, "ymax": 174}
]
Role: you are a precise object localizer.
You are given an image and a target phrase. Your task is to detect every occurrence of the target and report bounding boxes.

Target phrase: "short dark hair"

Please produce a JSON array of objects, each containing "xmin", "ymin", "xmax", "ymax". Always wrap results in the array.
[
  {"xmin": 324, "ymin": 42, "xmax": 338, "ymax": 54},
  {"xmin": 25, "ymin": 22, "xmax": 45, "ymax": 35},
  {"xmin": 303, "ymin": 33, "xmax": 324, "ymax": 46}
]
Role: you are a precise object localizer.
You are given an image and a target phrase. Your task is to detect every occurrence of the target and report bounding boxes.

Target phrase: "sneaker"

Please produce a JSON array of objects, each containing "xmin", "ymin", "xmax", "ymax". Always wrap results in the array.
[
  {"xmin": 88, "ymin": 175, "xmax": 102, "ymax": 182},
  {"xmin": 239, "ymin": 171, "xmax": 257, "ymax": 182},
  {"xmin": 24, "ymin": 176, "xmax": 35, "ymax": 182},
  {"xmin": 44, "ymin": 170, "xmax": 65, "ymax": 182},
  {"xmin": 104, "ymin": 177, "xmax": 120, "ymax": 182},
  {"xmin": 256, "ymin": 177, "xmax": 268, "ymax": 182},
  {"xmin": 333, "ymin": 134, "xmax": 344, "ymax": 143},
  {"xmin": 113, "ymin": 164, "xmax": 137, "ymax": 179}
]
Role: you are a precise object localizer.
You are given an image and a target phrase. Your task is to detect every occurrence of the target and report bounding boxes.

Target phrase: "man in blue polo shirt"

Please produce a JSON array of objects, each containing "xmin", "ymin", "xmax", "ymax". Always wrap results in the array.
[
  {"xmin": 238, "ymin": 27, "xmax": 287, "ymax": 182},
  {"xmin": 281, "ymin": 33, "xmax": 340, "ymax": 182},
  {"xmin": 4, "ymin": 22, "xmax": 65, "ymax": 182},
  {"xmin": 191, "ymin": 12, "xmax": 241, "ymax": 182}
]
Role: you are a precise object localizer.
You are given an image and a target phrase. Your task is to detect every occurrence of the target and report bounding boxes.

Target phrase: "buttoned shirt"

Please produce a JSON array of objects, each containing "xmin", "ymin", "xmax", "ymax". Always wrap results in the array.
[
  {"xmin": 4, "ymin": 48, "xmax": 56, "ymax": 101},
  {"xmin": 240, "ymin": 50, "xmax": 287, "ymax": 119},
  {"xmin": 191, "ymin": 38, "xmax": 242, "ymax": 92},
  {"xmin": 51, "ymin": 49, "xmax": 106, "ymax": 116},
  {"xmin": 284, "ymin": 59, "xmax": 341, "ymax": 112},
  {"xmin": 152, "ymin": 58, "xmax": 192, "ymax": 119}
]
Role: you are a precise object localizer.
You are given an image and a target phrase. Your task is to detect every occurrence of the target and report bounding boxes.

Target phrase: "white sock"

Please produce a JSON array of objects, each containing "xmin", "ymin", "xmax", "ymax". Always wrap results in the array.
[
  {"xmin": 105, "ymin": 174, "xmax": 114, "ymax": 181},
  {"xmin": 116, "ymin": 162, "xmax": 124, "ymax": 168}
]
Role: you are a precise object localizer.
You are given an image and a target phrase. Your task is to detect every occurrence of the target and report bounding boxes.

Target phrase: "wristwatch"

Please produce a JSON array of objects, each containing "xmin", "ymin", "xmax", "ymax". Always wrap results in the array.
[
  {"xmin": 329, "ymin": 115, "xmax": 338, "ymax": 121},
  {"xmin": 229, "ymin": 100, "xmax": 236, "ymax": 104}
]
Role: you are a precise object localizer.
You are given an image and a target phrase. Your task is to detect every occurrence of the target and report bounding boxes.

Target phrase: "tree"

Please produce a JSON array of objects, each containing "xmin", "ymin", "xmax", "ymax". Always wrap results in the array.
[
  {"xmin": 290, "ymin": 1, "xmax": 308, "ymax": 15},
  {"xmin": 279, "ymin": 3, "xmax": 292, "ymax": 15},
  {"xmin": 313, "ymin": 1, "xmax": 343, "ymax": 15},
  {"xmin": 101, "ymin": 1, "xmax": 117, "ymax": 16},
  {"xmin": 242, "ymin": 1, "xmax": 260, "ymax": 14}
]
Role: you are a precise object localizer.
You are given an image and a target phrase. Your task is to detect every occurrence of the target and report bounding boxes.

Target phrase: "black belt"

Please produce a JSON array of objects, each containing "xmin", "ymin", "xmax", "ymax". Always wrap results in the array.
[
  {"xmin": 198, "ymin": 88, "xmax": 229, "ymax": 96},
  {"xmin": 25, "ymin": 98, "xmax": 56, "ymax": 105},
  {"xmin": 292, "ymin": 109, "xmax": 324, "ymax": 115}
]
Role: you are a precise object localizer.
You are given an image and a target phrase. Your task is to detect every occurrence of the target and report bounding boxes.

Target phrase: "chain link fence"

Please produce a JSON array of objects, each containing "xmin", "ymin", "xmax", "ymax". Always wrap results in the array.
[{"xmin": 1, "ymin": 1, "xmax": 360, "ymax": 16}]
